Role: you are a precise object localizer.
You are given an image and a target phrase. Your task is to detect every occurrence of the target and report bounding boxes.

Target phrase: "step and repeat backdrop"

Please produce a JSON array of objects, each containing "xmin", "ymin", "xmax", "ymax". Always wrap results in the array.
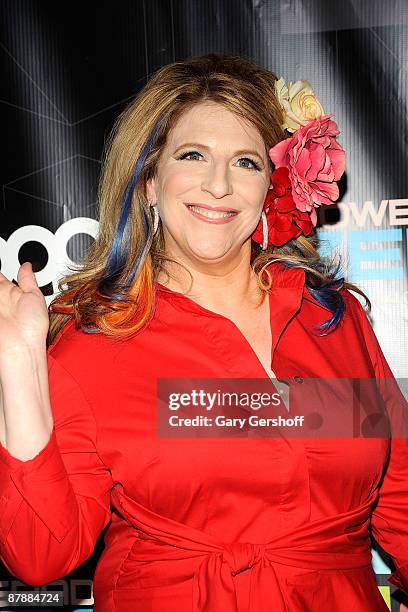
[{"xmin": 1, "ymin": 0, "xmax": 408, "ymax": 610}]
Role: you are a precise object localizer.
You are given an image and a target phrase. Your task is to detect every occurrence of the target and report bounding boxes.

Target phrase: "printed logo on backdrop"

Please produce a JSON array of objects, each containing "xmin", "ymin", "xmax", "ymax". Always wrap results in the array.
[
  {"xmin": 0, "ymin": 218, "xmax": 98, "ymax": 306},
  {"xmin": 1, "ymin": 154, "xmax": 100, "ymax": 304},
  {"xmin": 318, "ymin": 198, "xmax": 408, "ymax": 284}
]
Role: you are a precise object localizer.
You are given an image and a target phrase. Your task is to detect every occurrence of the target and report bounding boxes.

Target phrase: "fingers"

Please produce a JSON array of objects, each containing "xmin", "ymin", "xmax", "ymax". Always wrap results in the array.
[
  {"xmin": 0, "ymin": 263, "xmax": 38, "ymax": 290},
  {"xmin": 16, "ymin": 262, "xmax": 40, "ymax": 292}
]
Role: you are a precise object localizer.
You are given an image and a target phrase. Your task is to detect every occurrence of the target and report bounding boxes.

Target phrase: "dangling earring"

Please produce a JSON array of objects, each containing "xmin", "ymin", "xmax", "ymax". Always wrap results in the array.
[
  {"xmin": 151, "ymin": 205, "xmax": 159, "ymax": 235},
  {"xmin": 148, "ymin": 200, "xmax": 160, "ymax": 235},
  {"xmin": 261, "ymin": 211, "xmax": 269, "ymax": 250}
]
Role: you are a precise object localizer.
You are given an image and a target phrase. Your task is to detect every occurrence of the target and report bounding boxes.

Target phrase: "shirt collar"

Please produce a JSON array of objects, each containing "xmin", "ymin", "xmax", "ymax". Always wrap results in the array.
[
  {"xmin": 155, "ymin": 261, "xmax": 326, "ymax": 303},
  {"xmin": 267, "ymin": 262, "xmax": 306, "ymax": 356},
  {"xmin": 155, "ymin": 261, "xmax": 331, "ymax": 354}
]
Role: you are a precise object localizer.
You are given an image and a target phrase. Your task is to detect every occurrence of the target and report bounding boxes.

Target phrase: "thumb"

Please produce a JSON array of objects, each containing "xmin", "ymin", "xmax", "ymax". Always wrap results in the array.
[{"xmin": 17, "ymin": 262, "xmax": 40, "ymax": 292}]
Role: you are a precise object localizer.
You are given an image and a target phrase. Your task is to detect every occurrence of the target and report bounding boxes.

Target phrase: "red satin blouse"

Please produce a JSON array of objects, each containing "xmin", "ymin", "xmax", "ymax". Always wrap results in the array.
[{"xmin": 0, "ymin": 261, "xmax": 407, "ymax": 611}]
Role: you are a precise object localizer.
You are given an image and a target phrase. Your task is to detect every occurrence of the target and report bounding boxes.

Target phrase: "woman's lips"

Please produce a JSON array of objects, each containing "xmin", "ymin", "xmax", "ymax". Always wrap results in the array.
[{"xmin": 185, "ymin": 203, "xmax": 239, "ymax": 224}]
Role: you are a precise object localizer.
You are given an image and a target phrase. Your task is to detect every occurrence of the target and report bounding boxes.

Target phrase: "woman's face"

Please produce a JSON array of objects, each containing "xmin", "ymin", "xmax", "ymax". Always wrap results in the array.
[{"xmin": 146, "ymin": 101, "xmax": 272, "ymax": 265}]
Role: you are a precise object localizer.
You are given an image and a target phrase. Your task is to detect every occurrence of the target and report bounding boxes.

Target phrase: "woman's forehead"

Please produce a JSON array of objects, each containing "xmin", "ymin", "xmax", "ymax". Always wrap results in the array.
[{"xmin": 166, "ymin": 102, "xmax": 266, "ymax": 151}]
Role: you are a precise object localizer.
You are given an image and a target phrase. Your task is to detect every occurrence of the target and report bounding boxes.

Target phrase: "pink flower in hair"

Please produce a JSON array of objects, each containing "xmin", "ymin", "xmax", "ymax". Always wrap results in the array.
[{"xmin": 269, "ymin": 114, "xmax": 346, "ymax": 226}]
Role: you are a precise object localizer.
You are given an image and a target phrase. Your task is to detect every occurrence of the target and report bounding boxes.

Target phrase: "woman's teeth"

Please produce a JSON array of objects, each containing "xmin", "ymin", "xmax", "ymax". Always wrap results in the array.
[{"xmin": 188, "ymin": 205, "xmax": 236, "ymax": 219}]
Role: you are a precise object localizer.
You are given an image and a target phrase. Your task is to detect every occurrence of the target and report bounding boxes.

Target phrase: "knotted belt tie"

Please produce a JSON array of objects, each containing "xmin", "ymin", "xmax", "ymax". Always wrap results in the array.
[
  {"xmin": 222, "ymin": 542, "xmax": 264, "ymax": 575},
  {"xmin": 112, "ymin": 486, "xmax": 376, "ymax": 611}
]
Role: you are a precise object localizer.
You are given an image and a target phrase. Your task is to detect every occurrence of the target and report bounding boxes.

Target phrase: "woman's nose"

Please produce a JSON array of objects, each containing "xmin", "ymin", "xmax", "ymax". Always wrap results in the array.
[{"xmin": 201, "ymin": 162, "xmax": 233, "ymax": 198}]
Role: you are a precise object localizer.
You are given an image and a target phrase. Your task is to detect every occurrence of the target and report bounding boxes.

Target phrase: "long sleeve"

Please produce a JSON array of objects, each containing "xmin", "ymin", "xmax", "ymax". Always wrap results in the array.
[
  {"xmin": 345, "ymin": 291, "xmax": 408, "ymax": 594},
  {"xmin": 0, "ymin": 352, "xmax": 115, "ymax": 587}
]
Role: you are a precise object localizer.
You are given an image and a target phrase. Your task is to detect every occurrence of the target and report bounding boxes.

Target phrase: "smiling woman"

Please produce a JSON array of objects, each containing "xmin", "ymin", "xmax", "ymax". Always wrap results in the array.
[
  {"xmin": 0, "ymin": 53, "xmax": 407, "ymax": 612},
  {"xmin": 145, "ymin": 101, "xmax": 272, "ymax": 277},
  {"xmin": 46, "ymin": 52, "xmax": 368, "ymax": 343}
]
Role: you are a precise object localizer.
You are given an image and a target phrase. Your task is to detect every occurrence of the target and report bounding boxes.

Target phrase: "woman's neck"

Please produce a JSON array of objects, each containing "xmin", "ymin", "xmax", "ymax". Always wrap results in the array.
[{"xmin": 156, "ymin": 257, "xmax": 265, "ymax": 314}]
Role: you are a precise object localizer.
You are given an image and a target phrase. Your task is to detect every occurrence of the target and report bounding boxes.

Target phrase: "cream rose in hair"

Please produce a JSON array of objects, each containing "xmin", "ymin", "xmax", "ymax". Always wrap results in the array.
[{"xmin": 275, "ymin": 77, "xmax": 325, "ymax": 133}]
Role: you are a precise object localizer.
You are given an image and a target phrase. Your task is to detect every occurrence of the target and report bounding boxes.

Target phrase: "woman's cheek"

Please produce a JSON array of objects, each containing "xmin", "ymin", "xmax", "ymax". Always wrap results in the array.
[
  {"xmin": 237, "ymin": 181, "xmax": 267, "ymax": 212},
  {"xmin": 164, "ymin": 168, "xmax": 202, "ymax": 195}
]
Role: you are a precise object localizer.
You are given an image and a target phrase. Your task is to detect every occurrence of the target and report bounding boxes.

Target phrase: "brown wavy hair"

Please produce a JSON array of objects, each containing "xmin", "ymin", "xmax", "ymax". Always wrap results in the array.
[{"xmin": 47, "ymin": 52, "xmax": 370, "ymax": 347}]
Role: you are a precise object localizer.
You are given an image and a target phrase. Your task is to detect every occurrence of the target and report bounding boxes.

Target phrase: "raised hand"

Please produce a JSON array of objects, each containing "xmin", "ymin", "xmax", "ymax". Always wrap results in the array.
[{"xmin": 0, "ymin": 262, "xmax": 50, "ymax": 355}]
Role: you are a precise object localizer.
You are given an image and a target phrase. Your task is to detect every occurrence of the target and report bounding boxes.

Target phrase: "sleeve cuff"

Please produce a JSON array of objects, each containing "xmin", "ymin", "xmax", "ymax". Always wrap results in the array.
[
  {"xmin": 0, "ymin": 428, "xmax": 73, "ymax": 544},
  {"xmin": 388, "ymin": 561, "xmax": 408, "ymax": 594},
  {"xmin": 0, "ymin": 427, "xmax": 57, "ymax": 472}
]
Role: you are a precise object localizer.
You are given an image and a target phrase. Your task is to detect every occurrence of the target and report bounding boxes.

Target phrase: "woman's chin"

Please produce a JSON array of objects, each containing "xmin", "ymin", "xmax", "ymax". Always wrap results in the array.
[{"xmin": 186, "ymin": 241, "xmax": 234, "ymax": 262}]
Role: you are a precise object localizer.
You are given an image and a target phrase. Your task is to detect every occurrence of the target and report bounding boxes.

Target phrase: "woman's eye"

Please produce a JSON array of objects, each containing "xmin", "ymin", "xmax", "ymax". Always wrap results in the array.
[
  {"xmin": 237, "ymin": 157, "xmax": 261, "ymax": 171},
  {"xmin": 177, "ymin": 151, "xmax": 261, "ymax": 171},
  {"xmin": 178, "ymin": 151, "xmax": 202, "ymax": 161}
]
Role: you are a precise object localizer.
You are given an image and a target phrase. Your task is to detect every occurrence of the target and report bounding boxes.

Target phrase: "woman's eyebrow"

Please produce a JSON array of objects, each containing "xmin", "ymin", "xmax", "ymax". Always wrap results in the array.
[{"xmin": 173, "ymin": 142, "xmax": 265, "ymax": 160}]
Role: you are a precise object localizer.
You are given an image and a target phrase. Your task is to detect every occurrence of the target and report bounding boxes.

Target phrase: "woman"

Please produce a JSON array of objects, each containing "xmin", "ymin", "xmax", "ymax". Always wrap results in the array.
[{"xmin": 0, "ymin": 53, "xmax": 407, "ymax": 611}]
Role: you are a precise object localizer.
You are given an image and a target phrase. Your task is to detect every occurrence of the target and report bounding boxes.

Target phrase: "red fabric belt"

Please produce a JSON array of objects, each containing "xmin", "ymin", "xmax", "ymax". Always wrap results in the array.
[{"xmin": 112, "ymin": 486, "xmax": 375, "ymax": 611}]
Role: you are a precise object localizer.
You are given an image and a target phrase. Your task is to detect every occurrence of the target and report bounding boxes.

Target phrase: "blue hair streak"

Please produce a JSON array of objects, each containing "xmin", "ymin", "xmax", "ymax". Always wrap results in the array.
[
  {"xmin": 100, "ymin": 115, "xmax": 164, "ymax": 302},
  {"xmin": 282, "ymin": 258, "xmax": 346, "ymax": 335}
]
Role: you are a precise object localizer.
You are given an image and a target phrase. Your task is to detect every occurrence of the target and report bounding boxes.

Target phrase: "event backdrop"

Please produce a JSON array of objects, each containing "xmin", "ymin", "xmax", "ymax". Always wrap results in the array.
[{"xmin": 1, "ymin": 0, "xmax": 407, "ymax": 610}]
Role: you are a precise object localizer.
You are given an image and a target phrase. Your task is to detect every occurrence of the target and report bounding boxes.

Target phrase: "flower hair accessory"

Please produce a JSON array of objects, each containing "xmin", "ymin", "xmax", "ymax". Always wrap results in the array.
[{"xmin": 251, "ymin": 78, "xmax": 346, "ymax": 248}]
